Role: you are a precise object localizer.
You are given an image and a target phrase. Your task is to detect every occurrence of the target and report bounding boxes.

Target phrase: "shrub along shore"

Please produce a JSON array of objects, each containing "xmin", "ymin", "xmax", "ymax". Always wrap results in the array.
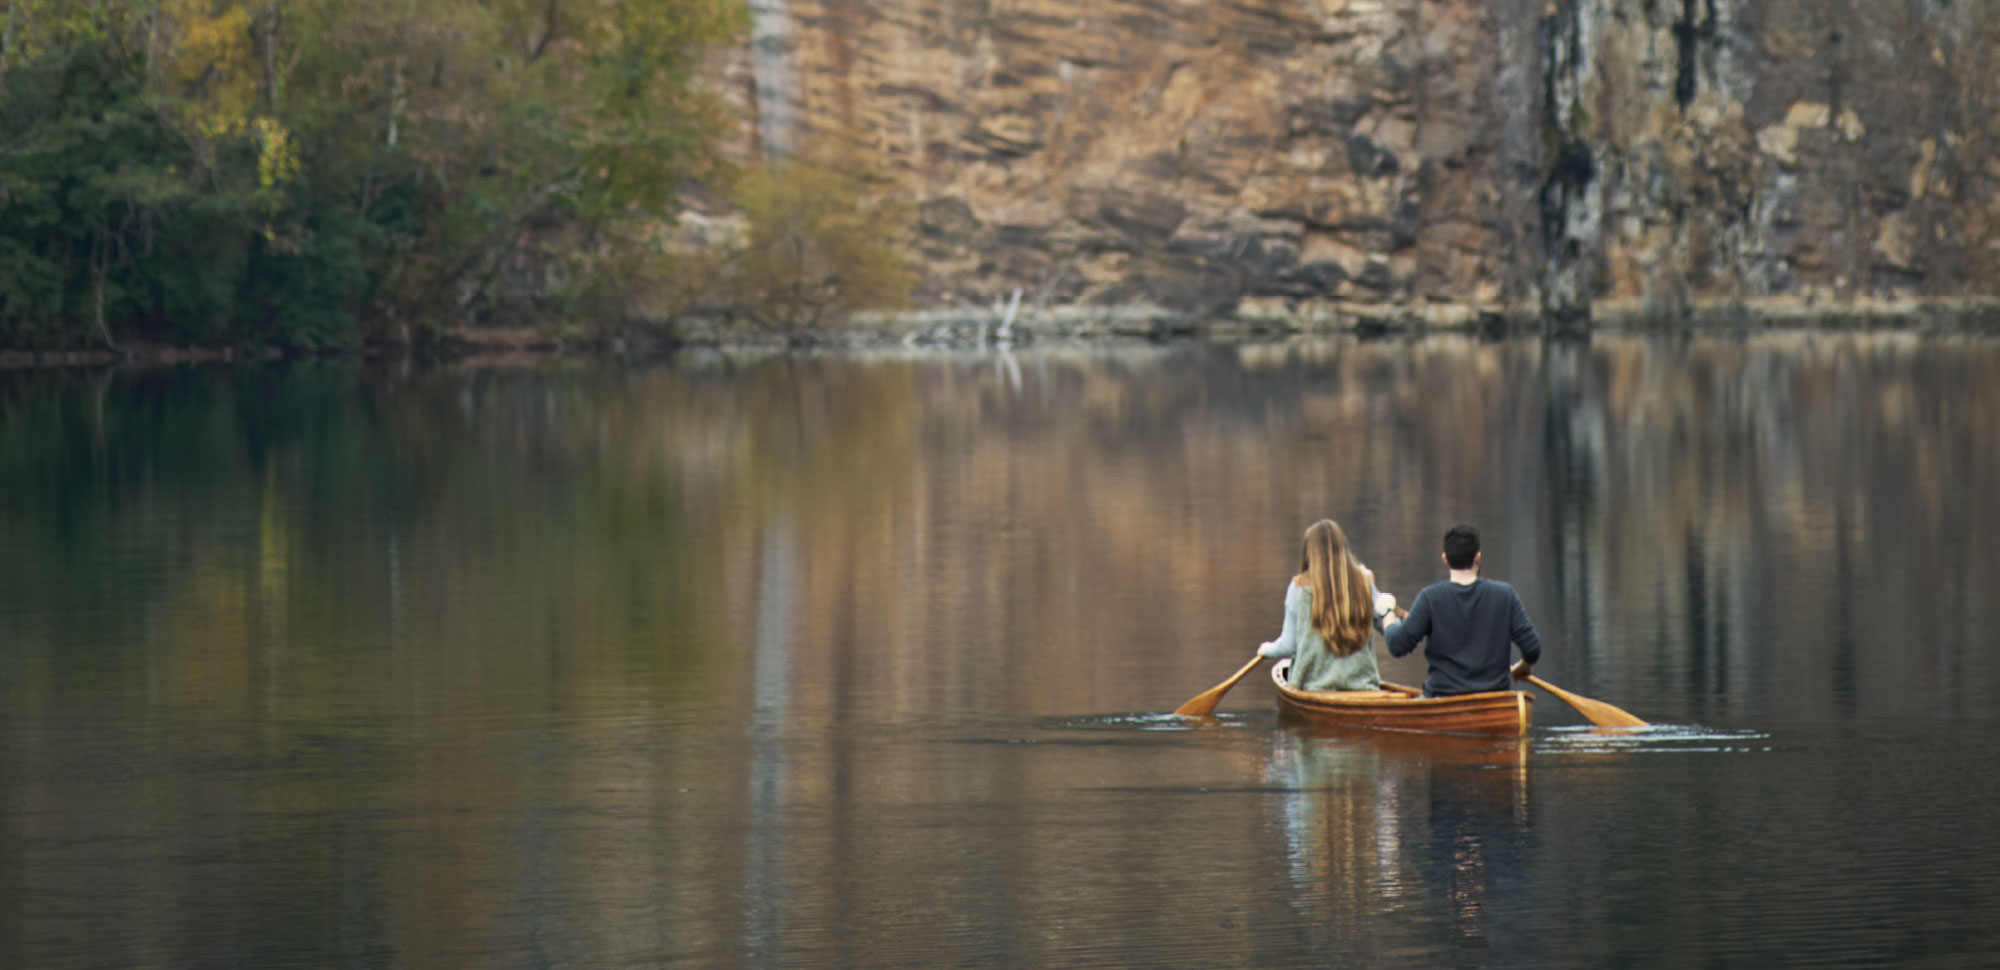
[{"xmin": 7, "ymin": 295, "xmax": 1999, "ymax": 369}]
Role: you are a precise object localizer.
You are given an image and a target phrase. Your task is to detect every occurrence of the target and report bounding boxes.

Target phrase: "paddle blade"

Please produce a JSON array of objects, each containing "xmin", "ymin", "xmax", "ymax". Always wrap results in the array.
[
  {"xmin": 1175, "ymin": 654, "xmax": 1264, "ymax": 717},
  {"xmin": 1173, "ymin": 685, "xmax": 1231, "ymax": 718},
  {"xmin": 1525, "ymin": 675, "xmax": 1648, "ymax": 728},
  {"xmin": 1567, "ymin": 698, "xmax": 1648, "ymax": 728}
]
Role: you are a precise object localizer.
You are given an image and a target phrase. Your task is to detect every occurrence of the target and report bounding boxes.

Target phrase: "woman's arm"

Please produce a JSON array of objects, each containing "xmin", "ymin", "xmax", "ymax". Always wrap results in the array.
[
  {"xmin": 1258, "ymin": 584, "xmax": 1304, "ymax": 659},
  {"xmin": 1369, "ymin": 580, "xmax": 1398, "ymax": 633},
  {"xmin": 1359, "ymin": 562, "xmax": 1396, "ymax": 633},
  {"xmin": 1385, "ymin": 588, "xmax": 1430, "ymax": 657}
]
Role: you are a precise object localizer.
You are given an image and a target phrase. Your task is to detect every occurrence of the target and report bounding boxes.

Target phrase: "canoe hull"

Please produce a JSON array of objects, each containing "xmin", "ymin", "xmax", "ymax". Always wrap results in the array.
[{"xmin": 1272, "ymin": 663, "xmax": 1532, "ymax": 736}]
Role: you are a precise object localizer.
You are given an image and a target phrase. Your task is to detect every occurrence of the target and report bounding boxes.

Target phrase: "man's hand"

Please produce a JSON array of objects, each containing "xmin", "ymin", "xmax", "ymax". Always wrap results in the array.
[
  {"xmin": 1373, "ymin": 590, "xmax": 1396, "ymax": 618},
  {"xmin": 1510, "ymin": 659, "xmax": 1533, "ymax": 681}
]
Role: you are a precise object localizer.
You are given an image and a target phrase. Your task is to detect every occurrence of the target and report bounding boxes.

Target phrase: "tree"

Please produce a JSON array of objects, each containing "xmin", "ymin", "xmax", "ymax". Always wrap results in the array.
[{"xmin": 0, "ymin": 0, "xmax": 743, "ymax": 349}]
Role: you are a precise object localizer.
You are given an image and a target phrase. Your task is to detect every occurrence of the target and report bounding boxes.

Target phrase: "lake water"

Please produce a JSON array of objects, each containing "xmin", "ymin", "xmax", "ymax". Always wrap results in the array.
[{"xmin": 4, "ymin": 333, "xmax": 1999, "ymax": 968}]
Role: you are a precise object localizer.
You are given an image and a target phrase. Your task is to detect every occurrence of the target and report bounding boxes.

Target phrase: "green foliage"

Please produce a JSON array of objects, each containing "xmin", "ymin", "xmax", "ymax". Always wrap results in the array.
[
  {"xmin": 0, "ymin": 42, "xmax": 247, "ymax": 348},
  {"xmin": 714, "ymin": 158, "xmax": 916, "ymax": 334},
  {"xmin": 0, "ymin": 0, "xmax": 742, "ymax": 350}
]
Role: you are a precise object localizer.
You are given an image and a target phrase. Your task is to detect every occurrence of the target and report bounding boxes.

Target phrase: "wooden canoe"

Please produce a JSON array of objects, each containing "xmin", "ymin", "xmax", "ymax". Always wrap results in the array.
[{"xmin": 1272, "ymin": 662, "xmax": 1532, "ymax": 736}]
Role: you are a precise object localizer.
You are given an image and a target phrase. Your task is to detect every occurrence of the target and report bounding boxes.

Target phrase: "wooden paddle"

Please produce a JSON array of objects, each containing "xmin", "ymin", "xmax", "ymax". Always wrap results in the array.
[
  {"xmin": 1174, "ymin": 653, "xmax": 1264, "ymax": 717},
  {"xmin": 1516, "ymin": 670, "xmax": 1649, "ymax": 728}
]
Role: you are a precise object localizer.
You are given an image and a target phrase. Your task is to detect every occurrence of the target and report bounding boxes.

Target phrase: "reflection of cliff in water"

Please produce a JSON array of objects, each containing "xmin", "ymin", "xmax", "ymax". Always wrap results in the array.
[
  {"xmin": 1534, "ymin": 334, "xmax": 2000, "ymax": 723},
  {"xmin": 1266, "ymin": 727, "xmax": 1531, "ymax": 963}
]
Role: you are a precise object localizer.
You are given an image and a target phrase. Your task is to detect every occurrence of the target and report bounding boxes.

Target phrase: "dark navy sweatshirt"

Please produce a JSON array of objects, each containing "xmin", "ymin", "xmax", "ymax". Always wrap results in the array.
[{"xmin": 1384, "ymin": 578, "xmax": 1543, "ymax": 697}]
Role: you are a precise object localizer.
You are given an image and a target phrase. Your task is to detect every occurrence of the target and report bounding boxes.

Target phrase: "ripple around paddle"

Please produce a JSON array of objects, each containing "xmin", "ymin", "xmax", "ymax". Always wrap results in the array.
[
  {"xmin": 1535, "ymin": 723, "xmax": 1775, "ymax": 754},
  {"xmin": 1049, "ymin": 712, "xmax": 1256, "ymax": 732}
]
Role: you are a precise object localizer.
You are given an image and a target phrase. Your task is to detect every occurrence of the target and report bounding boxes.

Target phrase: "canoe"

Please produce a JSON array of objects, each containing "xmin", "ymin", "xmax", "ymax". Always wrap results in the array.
[{"xmin": 1271, "ymin": 661, "xmax": 1532, "ymax": 736}]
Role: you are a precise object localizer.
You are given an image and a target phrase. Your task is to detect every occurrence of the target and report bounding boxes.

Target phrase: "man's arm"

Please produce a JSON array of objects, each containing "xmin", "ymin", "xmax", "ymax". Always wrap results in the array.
[
  {"xmin": 1509, "ymin": 589, "xmax": 1542, "ymax": 665},
  {"xmin": 1385, "ymin": 588, "xmax": 1429, "ymax": 658}
]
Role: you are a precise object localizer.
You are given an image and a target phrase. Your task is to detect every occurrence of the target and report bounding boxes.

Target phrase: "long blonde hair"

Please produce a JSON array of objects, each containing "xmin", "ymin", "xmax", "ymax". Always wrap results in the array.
[{"xmin": 1293, "ymin": 519, "xmax": 1374, "ymax": 656}]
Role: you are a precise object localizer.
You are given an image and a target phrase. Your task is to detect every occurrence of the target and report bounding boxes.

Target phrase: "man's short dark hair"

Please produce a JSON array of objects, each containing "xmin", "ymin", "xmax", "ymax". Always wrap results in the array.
[{"xmin": 1443, "ymin": 525, "xmax": 1480, "ymax": 570}]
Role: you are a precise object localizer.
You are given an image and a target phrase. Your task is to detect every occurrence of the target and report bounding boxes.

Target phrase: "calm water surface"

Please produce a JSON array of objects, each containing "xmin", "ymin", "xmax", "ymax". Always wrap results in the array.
[{"xmin": 4, "ymin": 334, "xmax": 1999, "ymax": 968}]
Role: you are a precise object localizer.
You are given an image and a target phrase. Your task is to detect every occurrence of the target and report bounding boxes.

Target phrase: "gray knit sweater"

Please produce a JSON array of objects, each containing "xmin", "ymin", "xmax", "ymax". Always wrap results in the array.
[{"xmin": 1257, "ymin": 581, "xmax": 1384, "ymax": 692}]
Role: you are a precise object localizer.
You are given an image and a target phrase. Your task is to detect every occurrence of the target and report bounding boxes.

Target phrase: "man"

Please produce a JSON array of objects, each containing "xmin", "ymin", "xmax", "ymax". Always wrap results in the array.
[{"xmin": 1382, "ymin": 525, "xmax": 1541, "ymax": 697}]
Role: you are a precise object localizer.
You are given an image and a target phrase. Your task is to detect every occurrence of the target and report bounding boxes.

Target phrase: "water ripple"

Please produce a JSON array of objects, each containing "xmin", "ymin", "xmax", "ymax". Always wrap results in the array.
[{"xmin": 1536, "ymin": 723, "xmax": 1774, "ymax": 754}]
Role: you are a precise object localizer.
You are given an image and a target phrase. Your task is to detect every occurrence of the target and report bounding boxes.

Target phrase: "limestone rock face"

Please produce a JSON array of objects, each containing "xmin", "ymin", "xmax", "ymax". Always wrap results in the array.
[
  {"xmin": 1541, "ymin": 0, "xmax": 2000, "ymax": 322},
  {"xmin": 721, "ymin": 0, "xmax": 2000, "ymax": 320}
]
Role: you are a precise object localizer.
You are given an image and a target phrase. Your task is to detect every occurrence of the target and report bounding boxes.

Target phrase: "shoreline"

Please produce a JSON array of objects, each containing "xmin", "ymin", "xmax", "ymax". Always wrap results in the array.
[{"xmin": 7, "ymin": 295, "xmax": 2000, "ymax": 369}]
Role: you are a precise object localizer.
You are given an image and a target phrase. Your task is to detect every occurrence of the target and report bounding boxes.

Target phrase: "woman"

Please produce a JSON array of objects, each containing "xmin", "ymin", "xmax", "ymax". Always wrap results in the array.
[{"xmin": 1257, "ymin": 519, "xmax": 1398, "ymax": 692}]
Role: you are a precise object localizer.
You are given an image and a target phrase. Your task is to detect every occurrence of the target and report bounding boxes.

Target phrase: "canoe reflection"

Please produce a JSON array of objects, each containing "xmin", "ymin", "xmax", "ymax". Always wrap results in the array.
[{"xmin": 1266, "ymin": 726, "xmax": 1531, "ymax": 959}]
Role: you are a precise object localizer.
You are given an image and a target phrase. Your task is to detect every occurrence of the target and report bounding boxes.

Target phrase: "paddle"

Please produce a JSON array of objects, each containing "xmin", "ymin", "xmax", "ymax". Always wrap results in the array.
[
  {"xmin": 1514, "ymin": 666, "xmax": 1649, "ymax": 728},
  {"xmin": 1173, "ymin": 653, "xmax": 1264, "ymax": 717}
]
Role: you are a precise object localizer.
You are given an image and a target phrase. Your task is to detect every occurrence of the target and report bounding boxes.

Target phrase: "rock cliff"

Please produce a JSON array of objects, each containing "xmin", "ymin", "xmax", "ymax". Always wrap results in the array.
[{"xmin": 722, "ymin": 0, "xmax": 2000, "ymax": 323}]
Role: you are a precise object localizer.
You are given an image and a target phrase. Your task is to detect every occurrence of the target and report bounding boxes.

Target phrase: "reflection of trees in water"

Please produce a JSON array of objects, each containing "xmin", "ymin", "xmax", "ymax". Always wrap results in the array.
[
  {"xmin": 748, "ymin": 511, "xmax": 798, "ymax": 967},
  {"xmin": 0, "ymin": 361, "xmax": 744, "ymax": 965}
]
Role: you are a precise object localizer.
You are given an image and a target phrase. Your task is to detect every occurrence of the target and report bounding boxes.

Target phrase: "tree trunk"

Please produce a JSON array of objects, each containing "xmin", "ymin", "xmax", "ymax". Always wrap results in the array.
[
  {"xmin": 260, "ymin": 0, "xmax": 281, "ymax": 107},
  {"xmin": 1, "ymin": 3, "xmax": 15, "ymax": 97},
  {"xmin": 93, "ymin": 240, "xmax": 118, "ymax": 351}
]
